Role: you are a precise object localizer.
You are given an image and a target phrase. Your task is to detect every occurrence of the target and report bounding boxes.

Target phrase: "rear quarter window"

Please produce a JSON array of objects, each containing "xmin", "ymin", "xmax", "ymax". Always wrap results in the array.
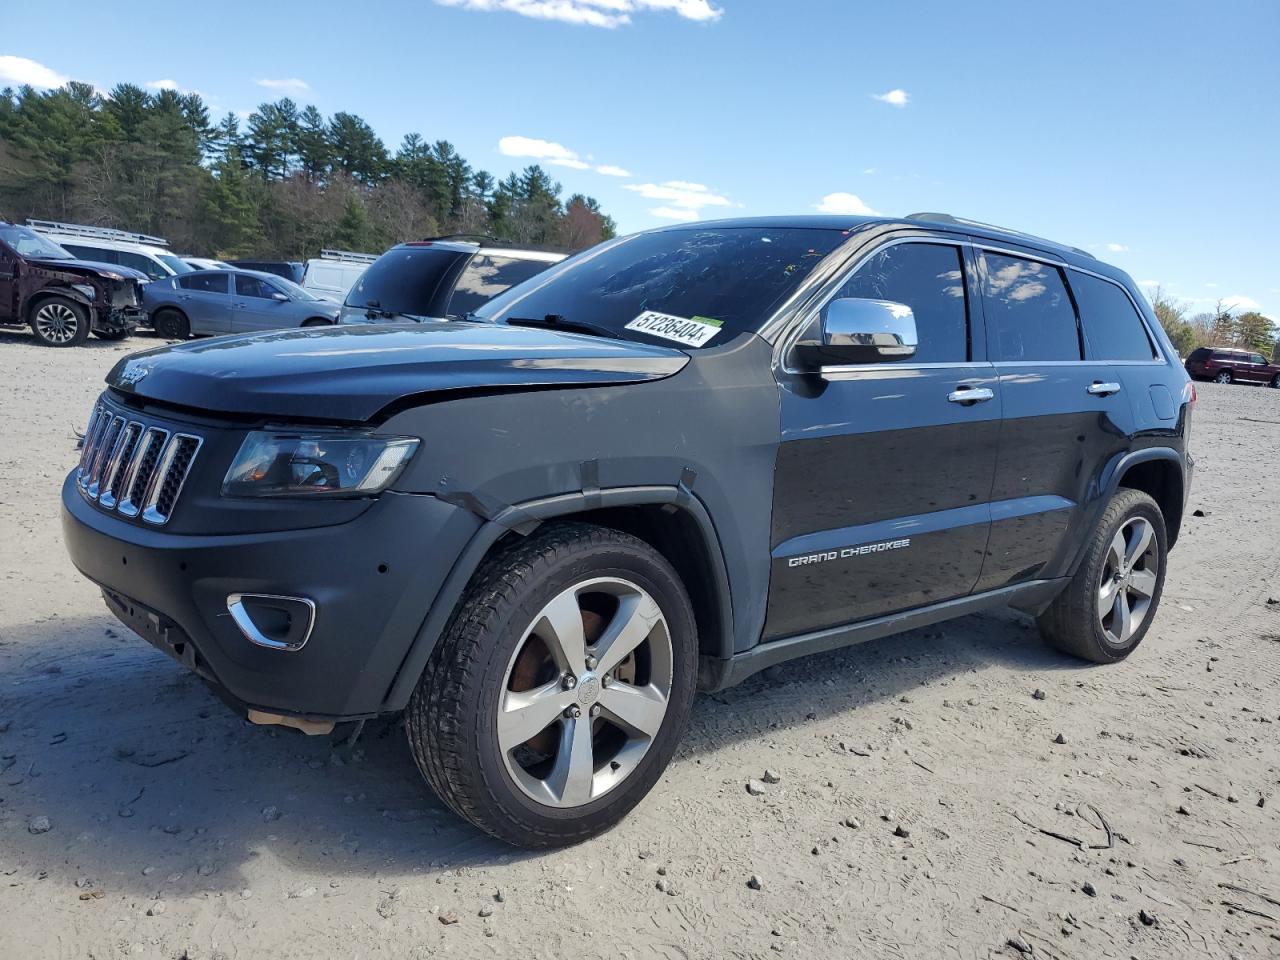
[{"xmin": 1070, "ymin": 272, "xmax": 1157, "ymax": 361}]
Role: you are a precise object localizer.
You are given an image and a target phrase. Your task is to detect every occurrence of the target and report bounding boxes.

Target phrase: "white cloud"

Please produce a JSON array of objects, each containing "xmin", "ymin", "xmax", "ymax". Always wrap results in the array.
[
  {"xmin": 871, "ymin": 88, "xmax": 909, "ymax": 107},
  {"xmin": 651, "ymin": 206, "xmax": 700, "ymax": 221},
  {"xmin": 256, "ymin": 77, "xmax": 310, "ymax": 94},
  {"xmin": 1222, "ymin": 294, "xmax": 1260, "ymax": 312},
  {"xmin": 498, "ymin": 134, "xmax": 593, "ymax": 169},
  {"xmin": 1203, "ymin": 282, "xmax": 1218, "ymax": 288},
  {"xmin": 145, "ymin": 78, "xmax": 203, "ymax": 96},
  {"xmin": 624, "ymin": 180, "xmax": 733, "ymax": 213},
  {"xmin": 596, "ymin": 164, "xmax": 632, "ymax": 177},
  {"xmin": 813, "ymin": 192, "xmax": 880, "ymax": 216},
  {"xmin": 435, "ymin": 0, "xmax": 722, "ymax": 29},
  {"xmin": 863, "ymin": 167, "xmax": 877, "ymax": 175},
  {"xmin": 0, "ymin": 55, "xmax": 70, "ymax": 89},
  {"xmin": 1105, "ymin": 242, "xmax": 1128, "ymax": 252}
]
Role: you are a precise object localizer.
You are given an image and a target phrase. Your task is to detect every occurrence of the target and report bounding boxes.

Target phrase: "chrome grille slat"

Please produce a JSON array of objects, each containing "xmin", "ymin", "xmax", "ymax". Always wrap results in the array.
[
  {"xmin": 76, "ymin": 397, "xmax": 202, "ymax": 526},
  {"xmin": 86, "ymin": 416, "xmax": 126, "ymax": 500},
  {"xmin": 142, "ymin": 434, "xmax": 202, "ymax": 525},
  {"xmin": 99, "ymin": 422, "xmax": 143, "ymax": 510},
  {"xmin": 118, "ymin": 427, "xmax": 169, "ymax": 518},
  {"xmin": 78, "ymin": 405, "xmax": 109, "ymax": 484}
]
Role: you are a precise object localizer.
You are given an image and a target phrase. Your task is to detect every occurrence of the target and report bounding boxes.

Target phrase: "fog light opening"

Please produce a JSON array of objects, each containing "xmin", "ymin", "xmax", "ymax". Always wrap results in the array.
[{"xmin": 227, "ymin": 593, "xmax": 316, "ymax": 652}]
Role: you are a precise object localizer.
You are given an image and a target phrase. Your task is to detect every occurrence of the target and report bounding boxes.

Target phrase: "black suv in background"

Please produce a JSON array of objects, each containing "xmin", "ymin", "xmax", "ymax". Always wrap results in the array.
[
  {"xmin": 0, "ymin": 222, "xmax": 147, "ymax": 346},
  {"xmin": 338, "ymin": 238, "xmax": 565, "ymax": 325},
  {"xmin": 61, "ymin": 213, "xmax": 1193, "ymax": 847}
]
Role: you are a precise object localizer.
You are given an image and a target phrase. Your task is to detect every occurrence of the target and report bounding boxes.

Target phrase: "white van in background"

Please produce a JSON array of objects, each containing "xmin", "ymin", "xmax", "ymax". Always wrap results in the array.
[
  {"xmin": 302, "ymin": 249, "xmax": 378, "ymax": 301},
  {"xmin": 27, "ymin": 220, "xmax": 193, "ymax": 282}
]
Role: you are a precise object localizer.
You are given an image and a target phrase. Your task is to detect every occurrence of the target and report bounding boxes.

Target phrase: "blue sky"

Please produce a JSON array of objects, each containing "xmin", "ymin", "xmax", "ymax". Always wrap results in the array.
[{"xmin": 4, "ymin": 0, "xmax": 1278, "ymax": 319}]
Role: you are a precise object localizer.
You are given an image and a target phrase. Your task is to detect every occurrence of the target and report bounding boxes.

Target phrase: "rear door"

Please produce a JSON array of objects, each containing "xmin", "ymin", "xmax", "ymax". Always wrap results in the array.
[
  {"xmin": 765, "ymin": 238, "xmax": 1000, "ymax": 640},
  {"xmin": 0, "ymin": 239, "xmax": 15, "ymax": 321},
  {"xmin": 974, "ymin": 247, "xmax": 1136, "ymax": 592},
  {"xmin": 175, "ymin": 272, "xmax": 232, "ymax": 334}
]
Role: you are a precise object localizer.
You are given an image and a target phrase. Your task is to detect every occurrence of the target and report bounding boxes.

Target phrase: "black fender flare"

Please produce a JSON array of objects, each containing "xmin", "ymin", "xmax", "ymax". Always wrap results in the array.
[
  {"xmin": 379, "ymin": 484, "xmax": 735, "ymax": 712},
  {"xmin": 1068, "ymin": 446, "xmax": 1187, "ymax": 574}
]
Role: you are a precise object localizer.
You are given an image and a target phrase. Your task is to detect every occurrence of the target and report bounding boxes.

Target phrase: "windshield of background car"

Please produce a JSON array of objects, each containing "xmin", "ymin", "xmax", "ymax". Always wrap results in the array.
[
  {"xmin": 344, "ymin": 246, "xmax": 470, "ymax": 316},
  {"xmin": 158, "ymin": 254, "xmax": 194, "ymax": 274},
  {"xmin": 0, "ymin": 225, "xmax": 74, "ymax": 260},
  {"xmin": 472, "ymin": 227, "xmax": 847, "ymax": 348},
  {"xmin": 272, "ymin": 276, "xmax": 318, "ymax": 301}
]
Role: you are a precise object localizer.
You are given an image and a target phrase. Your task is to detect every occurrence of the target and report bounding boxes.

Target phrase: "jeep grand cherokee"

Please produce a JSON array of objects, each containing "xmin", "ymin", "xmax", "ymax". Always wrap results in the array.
[{"xmin": 61, "ymin": 213, "xmax": 1193, "ymax": 847}]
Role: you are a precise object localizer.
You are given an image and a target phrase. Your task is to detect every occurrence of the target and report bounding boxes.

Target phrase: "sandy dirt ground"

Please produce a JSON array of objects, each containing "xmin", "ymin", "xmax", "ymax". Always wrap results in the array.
[{"xmin": 0, "ymin": 328, "xmax": 1277, "ymax": 960}]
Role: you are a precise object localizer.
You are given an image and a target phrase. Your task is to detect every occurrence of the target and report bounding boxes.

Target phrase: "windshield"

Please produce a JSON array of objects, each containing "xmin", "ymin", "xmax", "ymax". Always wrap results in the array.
[
  {"xmin": 158, "ymin": 254, "xmax": 194, "ymax": 275},
  {"xmin": 273, "ymin": 276, "xmax": 318, "ymax": 301},
  {"xmin": 473, "ymin": 227, "xmax": 847, "ymax": 348},
  {"xmin": 344, "ymin": 246, "xmax": 471, "ymax": 317},
  {"xmin": 0, "ymin": 225, "xmax": 74, "ymax": 260}
]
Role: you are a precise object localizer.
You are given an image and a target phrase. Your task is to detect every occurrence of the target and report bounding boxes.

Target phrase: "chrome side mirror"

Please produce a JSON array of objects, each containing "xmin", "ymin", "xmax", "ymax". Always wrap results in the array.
[{"xmin": 794, "ymin": 298, "xmax": 918, "ymax": 369}]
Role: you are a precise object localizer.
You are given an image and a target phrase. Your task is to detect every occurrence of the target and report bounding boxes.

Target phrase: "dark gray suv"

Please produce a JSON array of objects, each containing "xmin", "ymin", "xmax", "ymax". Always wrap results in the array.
[{"xmin": 61, "ymin": 213, "xmax": 1193, "ymax": 847}]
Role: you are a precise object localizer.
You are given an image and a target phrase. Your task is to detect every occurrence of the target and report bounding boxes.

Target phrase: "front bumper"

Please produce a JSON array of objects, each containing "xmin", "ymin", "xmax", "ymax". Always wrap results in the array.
[
  {"xmin": 91, "ymin": 304, "xmax": 145, "ymax": 334},
  {"xmin": 61, "ymin": 472, "xmax": 482, "ymax": 720}
]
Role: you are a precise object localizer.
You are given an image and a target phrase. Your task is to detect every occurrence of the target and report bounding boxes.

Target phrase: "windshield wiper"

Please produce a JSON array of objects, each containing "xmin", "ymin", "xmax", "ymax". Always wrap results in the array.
[{"xmin": 504, "ymin": 314, "xmax": 621, "ymax": 340}]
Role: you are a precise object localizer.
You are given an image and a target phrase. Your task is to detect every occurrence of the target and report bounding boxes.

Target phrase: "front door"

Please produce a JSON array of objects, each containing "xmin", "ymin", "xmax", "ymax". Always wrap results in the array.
[
  {"xmin": 232, "ymin": 274, "xmax": 287, "ymax": 331},
  {"xmin": 765, "ymin": 239, "xmax": 1000, "ymax": 642}
]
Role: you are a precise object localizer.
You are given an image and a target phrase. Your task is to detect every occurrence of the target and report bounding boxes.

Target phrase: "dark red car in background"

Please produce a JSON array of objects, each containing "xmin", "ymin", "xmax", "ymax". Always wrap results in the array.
[{"xmin": 1184, "ymin": 346, "xmax": 1280, "ymax": 387}]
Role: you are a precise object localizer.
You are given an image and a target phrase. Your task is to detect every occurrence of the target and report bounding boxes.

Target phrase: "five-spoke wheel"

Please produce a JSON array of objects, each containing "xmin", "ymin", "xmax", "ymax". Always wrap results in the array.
[
  {"xmin": 1096, "ymin": 516, "xmax": 1158, "ymax": 647},
  {"xmin": 406, "ymin": 523, "xmax": 696, "ymax": 847},
  {"xmin": 498, "ymin": 577, "xmax": 673, "ymax": 808}
]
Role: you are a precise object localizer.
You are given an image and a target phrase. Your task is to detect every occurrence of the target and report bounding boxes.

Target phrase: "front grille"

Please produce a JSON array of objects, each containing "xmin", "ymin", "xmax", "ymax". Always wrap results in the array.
[{"xmin": 77, "ymin": 400, "xmax": 203, "ymax": 526}]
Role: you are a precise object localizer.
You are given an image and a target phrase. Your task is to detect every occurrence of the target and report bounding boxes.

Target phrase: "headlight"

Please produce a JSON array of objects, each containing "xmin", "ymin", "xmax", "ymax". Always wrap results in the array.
[
  {"xmin": 222, "ymin": 432, "xmax": 419, "ymax": 498},
  {"xmin": 71, "ymin": 283, "xmax": 96, "ymax": 301}
]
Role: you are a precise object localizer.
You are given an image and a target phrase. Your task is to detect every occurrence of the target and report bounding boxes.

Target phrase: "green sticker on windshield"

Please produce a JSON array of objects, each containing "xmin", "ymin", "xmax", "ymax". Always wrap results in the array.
[{"xmin": 691, "ymin": 315, "xmax": 723, "ymax": 327}]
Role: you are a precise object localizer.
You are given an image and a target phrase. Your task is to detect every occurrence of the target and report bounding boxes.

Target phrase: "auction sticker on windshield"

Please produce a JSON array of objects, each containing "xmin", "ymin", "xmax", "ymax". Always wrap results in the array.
[{"xmin": 624, "ymin": 310, "xmax": 722, "ymax": 347}]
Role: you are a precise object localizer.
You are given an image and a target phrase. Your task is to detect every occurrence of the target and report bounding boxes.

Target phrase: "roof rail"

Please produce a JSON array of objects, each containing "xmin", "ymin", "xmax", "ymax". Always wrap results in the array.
[
  {"xmin": 318, "ymin": 248, "xmax": 379, "ymax": 263},
  {"xmin": 26, "ymin": 218, "xmax": 170, "ymax": 247},
  {"xmin": 905, "ymin": 212, "xmax": 1096, "ymax": 260}
]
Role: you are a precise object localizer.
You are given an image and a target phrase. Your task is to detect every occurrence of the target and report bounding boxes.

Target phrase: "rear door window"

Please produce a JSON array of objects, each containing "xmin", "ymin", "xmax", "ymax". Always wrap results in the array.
[
  {"xmin": 178, "ymin": 273, "xmax": 230, "ymax": 294},
  {"xmin": 826, "ymin": 242, "xmax": 969, "ymax": 363},
  {"xmin": 447, "ymin": 255, "xmax": 557, "ymax": 318},
  {"xmin": 982, "ymin": 252, "xmax": 1080, "ymax": 362},
  {"xmin": 1069, "ymin": 272, "xmax": 1156, "ymax": 361}
]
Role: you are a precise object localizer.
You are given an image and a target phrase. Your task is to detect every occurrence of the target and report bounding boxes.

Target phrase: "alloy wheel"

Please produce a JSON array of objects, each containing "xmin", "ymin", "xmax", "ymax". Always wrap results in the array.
[
  {"xmin": 1097, "ymin": 517, "xmax": 1159, "ymax": 647},
  {"xmin": 498, "ymin": 577, "xmax": 673, "ymax": 808},
  {"xmin": 1214, "ymin": 371, "xmax": 1231, "ymax": 383},
  {"xmin": 34, "ymin": 302, "xmax": 81, "ymax": 344}
]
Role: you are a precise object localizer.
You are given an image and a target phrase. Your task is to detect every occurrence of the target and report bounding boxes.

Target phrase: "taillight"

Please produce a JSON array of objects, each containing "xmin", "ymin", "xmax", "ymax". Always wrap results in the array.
[{"xmin": 1184, "ymin": 382, "xmax": 1197, "ymax": 407}]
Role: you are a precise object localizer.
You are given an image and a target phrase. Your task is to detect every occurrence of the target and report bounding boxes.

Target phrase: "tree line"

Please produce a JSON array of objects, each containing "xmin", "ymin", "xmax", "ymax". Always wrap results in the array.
[
  {"xmin": 0, "ymin": 82, "xmax": 617, "ymax": 259},
  {"xmin": 1148, "ymin": 287, "xmax": 1278, "ymax": 360}
]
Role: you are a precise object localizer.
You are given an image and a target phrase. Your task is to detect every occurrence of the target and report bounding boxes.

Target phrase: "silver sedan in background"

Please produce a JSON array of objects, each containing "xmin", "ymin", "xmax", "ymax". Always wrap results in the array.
[{"xmin": 143, "ymin": 269, "xmax": 340, "ymax": 339}]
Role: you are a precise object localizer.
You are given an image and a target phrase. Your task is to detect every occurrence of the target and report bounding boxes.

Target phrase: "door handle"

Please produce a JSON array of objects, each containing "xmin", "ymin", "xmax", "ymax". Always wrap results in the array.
[
  {"xmin": 947, "ymin": 386, "xmax": 994, "ymax": 405},
  {"xmin": 1087, "ymin": 381, "xmax": 1122, "ymax": 396}
]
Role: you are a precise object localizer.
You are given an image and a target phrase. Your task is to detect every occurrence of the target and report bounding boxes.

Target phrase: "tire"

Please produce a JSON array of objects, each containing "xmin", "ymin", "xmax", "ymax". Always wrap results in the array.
[
  {"xmin": 301, "ymin": 317, "xmax": 331, "ymax": 327},
  {"xmin": 1271, "ymin": 374, "xmax": 1280, "ymax": 389},
  {"xmin": 29, "ymin": 296, "xmax": 90, "ymax": 347},
  {"xmin": 1037, "ymin": 488, "xmax": 1167, "ymax": 664},
  {"xmin": 1213, "ymin": 369, "xmax": 1232, "ymax": 384},
  {"xmin": 153, "ymin": 308, "xmax": 190, "ymax": 340},
  {"xmin": 406, "ymin": 522, "xmax": 698, "ymax": 848},
  {"xmin": 92, "ymin": 327, "xmax": 131, "ymax": 341}
]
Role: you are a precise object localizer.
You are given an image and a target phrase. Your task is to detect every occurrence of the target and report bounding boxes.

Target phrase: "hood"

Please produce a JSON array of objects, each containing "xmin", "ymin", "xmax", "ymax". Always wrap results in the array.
[
  {"xmin": 105, "ymin": 320, "xmax": 689, "ymax": 421},
  {"xmin": 29, "ymin": 256, "xmax": 149, "ymax": 282}
]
